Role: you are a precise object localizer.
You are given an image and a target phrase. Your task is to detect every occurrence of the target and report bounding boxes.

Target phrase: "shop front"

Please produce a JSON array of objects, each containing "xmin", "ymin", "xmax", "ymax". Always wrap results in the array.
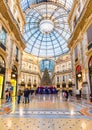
[
  {"xmin": 10, "ymin": 65, "xmax": 18, "ymax": 96},
  {"xmin": 0, "ymin": 56, "xmax": 6, "ymax": 99},
  {"xmin": 20, "ymin": 81, "xmax": 25, "ymax": 91},
  {"xmin": 33, "ymin": 80, "xmax": 37, "ymax": 88},
  {"xmin": 27, "ymin": 79, "xmax": 31, "ymax": 90},
  {"xmin": 89, "ymin": 56, "xmax": 92, "ymax": 101}
]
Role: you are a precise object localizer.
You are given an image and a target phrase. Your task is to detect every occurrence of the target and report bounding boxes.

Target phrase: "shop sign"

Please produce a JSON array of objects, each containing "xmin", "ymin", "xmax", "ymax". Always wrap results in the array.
[{"xmin": 76, "ymin": 65, "xmax": 81, "ymax": 74}]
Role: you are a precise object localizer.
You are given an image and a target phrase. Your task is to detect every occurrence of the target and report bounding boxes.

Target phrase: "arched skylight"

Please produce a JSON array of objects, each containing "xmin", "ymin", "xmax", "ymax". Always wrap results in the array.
[
  {"xmin": 20, "ymin": 1, "xmax": 73, "ymax": 58},
  {"xmin": 20, "ymin": 0, "xmax": 73, "ymax": 12}
]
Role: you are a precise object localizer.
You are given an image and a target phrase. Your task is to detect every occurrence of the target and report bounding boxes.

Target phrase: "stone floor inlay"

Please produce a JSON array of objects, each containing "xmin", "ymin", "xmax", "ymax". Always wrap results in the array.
[{"xmin": 0, "ymin": 94, "xmax": 92, "ymax": 130}]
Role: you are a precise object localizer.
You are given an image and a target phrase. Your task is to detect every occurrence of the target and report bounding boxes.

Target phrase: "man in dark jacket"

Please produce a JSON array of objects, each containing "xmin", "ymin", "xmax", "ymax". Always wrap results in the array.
[{"xmin": 24, "ymin": 88, "xmax": 30, "ymax": 104}]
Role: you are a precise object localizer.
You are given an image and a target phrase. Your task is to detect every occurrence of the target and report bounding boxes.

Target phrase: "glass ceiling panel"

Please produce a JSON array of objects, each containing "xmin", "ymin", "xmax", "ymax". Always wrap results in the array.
[
  {"xmin": 21, "ymin": 2, "xmax": 73, "ymax": 58},
  {"xmin": 20, "ymin": 0, "xmax": 73, "ymax": 11}
]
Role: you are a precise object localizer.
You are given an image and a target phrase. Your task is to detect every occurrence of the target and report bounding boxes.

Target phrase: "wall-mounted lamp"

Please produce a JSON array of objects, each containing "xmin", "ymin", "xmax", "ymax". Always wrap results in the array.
[
  {"xmin": 69, "ymin": 78, "xmax": 72, "ymax": 82},
  {"xmin": 22, "ymin": 79, "xmax": 24, "ymax": 82},
  {"xmin": 78, "ymin": 73, "xmax": 81, "ymax": 78},
  {"xmin": 12, "ymin": 74, "xmax": 16, "ymax": 78}
]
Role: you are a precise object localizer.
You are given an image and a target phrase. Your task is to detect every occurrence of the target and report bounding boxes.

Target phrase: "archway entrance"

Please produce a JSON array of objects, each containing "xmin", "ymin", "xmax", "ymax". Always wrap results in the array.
[
  {"xmin": 89, "ymin": 56, "xmax": 92, "ymax": 100},
  {"xmin": 0, "ymin": 55, "xmax": 6, "ymax": 98},
  {"xmin": 10, "ymin": 65, "xmax": 18, "ymax": 96}
]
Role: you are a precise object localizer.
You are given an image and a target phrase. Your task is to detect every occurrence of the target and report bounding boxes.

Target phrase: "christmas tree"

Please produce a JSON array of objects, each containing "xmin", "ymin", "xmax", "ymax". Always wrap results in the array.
[{"xmin": 41, "ymin": 68, "xmax": 52, "ymax": 86}]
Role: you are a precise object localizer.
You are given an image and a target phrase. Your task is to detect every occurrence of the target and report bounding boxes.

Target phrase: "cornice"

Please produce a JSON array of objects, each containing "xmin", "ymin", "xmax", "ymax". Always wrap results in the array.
[
  {"xmin": 0, "ymin": 14, "xmax": 11, "ymax": 33},
  {"xmin": 56, "ymin": 59, "xmax": 71, "ymax": 65},
  {"xmin": 23, "ymin": 59, "xmax": 38, "ymax": 65},
  {"xmin": 54, "ymin": 69, "xmax": 72, "ymax": 75},
  {"xmin": 16, "ymin": 0, "xmax": 26, "ymax": 25},
  {"xmin": 0, "ymin": 0, "xmax": 26, "ymax": 49},
  {"xmin": 68, "ymin": 0, "xmax": 77, "ymax": 23},
  {"xmin": 0, "ymin": 46, "xmax": 8, "ymax": 56},
  {"xmin": 68, "ymin": 0, "xmax": 92, "ymax": 49},
  {"xmin": 21, "ymin": 70, "xmax": 39, "ymax": 76}
]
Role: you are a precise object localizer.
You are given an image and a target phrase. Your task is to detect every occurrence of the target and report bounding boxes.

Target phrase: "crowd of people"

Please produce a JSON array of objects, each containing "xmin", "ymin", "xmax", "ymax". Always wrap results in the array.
[{"xmin": 5, "ymin": 86, "xmax": 82, "ymax": 103}]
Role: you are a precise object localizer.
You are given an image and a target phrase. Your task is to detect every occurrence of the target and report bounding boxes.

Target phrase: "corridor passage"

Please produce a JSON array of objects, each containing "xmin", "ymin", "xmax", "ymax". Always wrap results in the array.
[{"xmin": 0, "ymin": 93, "xmax": 92, "ymax": 130}]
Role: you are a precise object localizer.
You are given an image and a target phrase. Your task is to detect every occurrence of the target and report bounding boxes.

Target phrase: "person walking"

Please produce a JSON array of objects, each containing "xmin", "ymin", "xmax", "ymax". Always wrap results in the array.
[
  {"xmin": 5, "ymin": 88, "xmax": 9, "ymax": 102},
  {"xmin": 65, "ymin": 90, "xmax": 69, "ymax": 101},
  {"xmin": 17, "ymin": 89, "xmax": 22, "ymax": 104},
  {"xmin": 24, "ymin": 88, "xmax": 30, "ymax": 104}
]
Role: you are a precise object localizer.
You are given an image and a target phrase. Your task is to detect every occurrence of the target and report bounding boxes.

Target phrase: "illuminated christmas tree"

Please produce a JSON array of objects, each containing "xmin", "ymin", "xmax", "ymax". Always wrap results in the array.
[{"xmin": 41, "ymin": 68, "xmax": 52, "ymax": 86}]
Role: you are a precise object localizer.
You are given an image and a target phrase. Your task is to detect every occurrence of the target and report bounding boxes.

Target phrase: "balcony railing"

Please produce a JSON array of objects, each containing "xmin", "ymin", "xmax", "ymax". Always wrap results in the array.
[
  {"xmin": 21, "ymin": 69, "xmax": 39, "ymax": 75},
  {"xmin": 0, "ymin": 42, "xmax": 6, "ymax": 51},
  {"xmin": 55, "ymin": 69, "xmax": 72, "ymax": 74}
]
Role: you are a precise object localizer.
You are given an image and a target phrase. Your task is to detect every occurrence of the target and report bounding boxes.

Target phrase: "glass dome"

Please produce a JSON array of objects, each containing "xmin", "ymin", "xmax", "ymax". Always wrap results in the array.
[
  {"xmin": 40, "ymin": 19, "xmax": 54, "ymax": 34},
  {"xmin": 20, "ymin": 0, "xmax": 73, "ymax": 12},
  {"xmin": 21, "ymin": 1, "xmax": 73, "ymax": 57}
]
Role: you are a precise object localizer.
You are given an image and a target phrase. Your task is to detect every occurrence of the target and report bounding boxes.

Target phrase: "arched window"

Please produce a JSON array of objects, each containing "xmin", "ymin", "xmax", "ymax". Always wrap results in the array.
[{"xmin": 0, "ymin": 27, "xmax": 7, "ymax": 45}]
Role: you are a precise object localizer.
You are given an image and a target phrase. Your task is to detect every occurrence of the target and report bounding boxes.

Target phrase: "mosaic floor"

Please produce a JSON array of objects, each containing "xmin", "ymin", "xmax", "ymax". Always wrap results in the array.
[{"xmin": 0, "ymin": 93, "xmax": 92, "ymax": 130}]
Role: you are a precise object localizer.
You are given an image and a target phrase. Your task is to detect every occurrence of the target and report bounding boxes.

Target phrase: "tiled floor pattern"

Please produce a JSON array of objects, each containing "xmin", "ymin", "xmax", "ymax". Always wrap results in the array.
[
  {"xmin": 0, "ymin": 94, "xmax": 92, "ymax": 130},
  {"xmin": 17, "ymin": 101, "xmax": 76, "ymax": 110},
  {"xmin": 11, "ymin": 110, "xmax": 81, "ymax": 115},
  {"xmin": 0, "ymin": 118, "xmax": 92, "ymax": 130},
  {"xmin": 80, "ymin": 108, "xmax": 92, "ymax": 117},
  {"xmin": 0, "ymin": 107, "xmax": 11, "ymax": 115}
]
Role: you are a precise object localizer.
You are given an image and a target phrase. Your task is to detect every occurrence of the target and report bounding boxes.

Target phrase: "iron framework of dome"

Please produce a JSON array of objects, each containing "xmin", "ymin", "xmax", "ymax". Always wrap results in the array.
[{"xmin": 20, "ymin": 0, "xmax": 73, "ymax": 58}]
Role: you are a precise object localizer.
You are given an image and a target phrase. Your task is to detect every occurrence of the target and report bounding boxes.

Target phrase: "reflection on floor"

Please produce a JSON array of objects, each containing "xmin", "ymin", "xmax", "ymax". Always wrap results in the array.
[{"xmin": 0, "ymin": 93, "xmax": 92, "ymax": 130}]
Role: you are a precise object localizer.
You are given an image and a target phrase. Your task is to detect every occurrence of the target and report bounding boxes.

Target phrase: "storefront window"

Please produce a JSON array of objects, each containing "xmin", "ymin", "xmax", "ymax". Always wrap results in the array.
[{"xmin": 0, "ymin": 27, "xmax": 7, "ymax": 45}]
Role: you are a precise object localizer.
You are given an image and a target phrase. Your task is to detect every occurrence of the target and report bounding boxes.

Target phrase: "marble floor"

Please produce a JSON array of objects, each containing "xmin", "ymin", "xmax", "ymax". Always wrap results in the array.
[{"xmin": 0, "ymin": 93, "xmax": 92, "ymax": 130}]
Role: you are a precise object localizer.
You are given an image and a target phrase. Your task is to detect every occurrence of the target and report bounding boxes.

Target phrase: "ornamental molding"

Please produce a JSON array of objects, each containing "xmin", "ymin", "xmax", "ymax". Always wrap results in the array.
[
  {"xmin": 16, "ymin": 0, "xmax": 26, "ymax": 24},
  {"xmin": 0, "ymin": 14, "xmax": 11, "ymax": 33},
  {"xmin": 86, "ymin": 48, "xmax": 92, "ymax": 57},
  {"xmin": 0, "ymin": 0, "xmax": 26, "ymax": 49},
  {"xmin": 68, "ymin": 0, "xmax": 92, "ymax": 48},
  {"xmin": 0, "ymin": 47, "xmax": 8, "ymax": 57},
  {"xmin": 68, "ymin": 0, "xmax": 78, "ymax": 22}
]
